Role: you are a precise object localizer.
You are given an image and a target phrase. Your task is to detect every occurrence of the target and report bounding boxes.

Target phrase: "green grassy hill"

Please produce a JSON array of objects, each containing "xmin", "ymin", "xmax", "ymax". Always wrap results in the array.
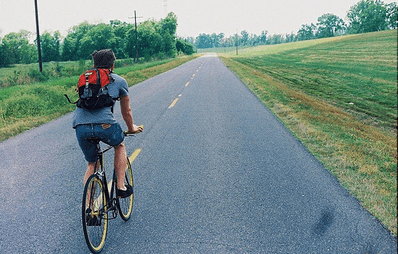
[{"xmin": 220, "ymin": 30, "xmax": 397, "ymax": 235}]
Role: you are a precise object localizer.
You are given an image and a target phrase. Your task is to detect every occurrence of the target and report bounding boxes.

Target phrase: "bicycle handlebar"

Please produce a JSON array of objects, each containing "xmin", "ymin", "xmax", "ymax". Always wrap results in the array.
[{"xmin": 123, "ymin": 125, "xmax": 144, "ymax": 136}]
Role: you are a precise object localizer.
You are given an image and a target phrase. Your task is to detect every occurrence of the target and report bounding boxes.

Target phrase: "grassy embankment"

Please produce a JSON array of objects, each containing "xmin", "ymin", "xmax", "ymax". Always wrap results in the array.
[
  {"xmin": 219, "ymin": 30, "xmax": 397, "ymax": 235},
  {"xmin": 0, "ymin": 55, "xmax": 198, "ymax": 141}
]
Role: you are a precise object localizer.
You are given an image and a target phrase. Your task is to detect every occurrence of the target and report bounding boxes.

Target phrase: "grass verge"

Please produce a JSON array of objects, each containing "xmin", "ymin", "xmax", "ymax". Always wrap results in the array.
[
  {"xmin": 0, "ymin": 55, "xmax": 199, "ymax": 141},
  {"xmin": 220, "ymin": 30, "xmax": 397, "ymax": 235}
]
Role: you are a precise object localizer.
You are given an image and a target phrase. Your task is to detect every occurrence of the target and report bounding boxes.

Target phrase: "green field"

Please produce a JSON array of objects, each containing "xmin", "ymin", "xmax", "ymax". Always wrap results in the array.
[{"xmin": 220, "ymin": 30, "xmax": 397, "ymax": 235}]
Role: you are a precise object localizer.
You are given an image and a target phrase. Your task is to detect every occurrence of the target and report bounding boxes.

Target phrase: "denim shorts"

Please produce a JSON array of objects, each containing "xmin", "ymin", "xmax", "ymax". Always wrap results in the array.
[{"xmin": 75, "ymin": 123, "xmax": 124, "ymax": 163}]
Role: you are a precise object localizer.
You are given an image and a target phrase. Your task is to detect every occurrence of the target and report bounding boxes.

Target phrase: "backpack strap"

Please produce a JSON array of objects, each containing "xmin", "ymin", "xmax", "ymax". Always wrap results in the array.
[
  {"xmin": 64, "ymin": 94, "xmax": 78, "ymax": 104},
  {"xmin": 106, "ymin": 69, "xmax": 115, "ymax": 83},
  {"xmin": 85, "ymin": 71, "xmax": 91, "ymax": 88},
  {"xmin": 95, "ymin": 69, "xmax": 101, "ymax": 86}
]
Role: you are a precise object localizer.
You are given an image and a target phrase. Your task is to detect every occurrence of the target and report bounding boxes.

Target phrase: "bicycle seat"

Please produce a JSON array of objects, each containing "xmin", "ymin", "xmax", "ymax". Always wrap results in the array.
[{"xmin": 87, "ymin": 137, "xmax": 100, "ymax": 142}]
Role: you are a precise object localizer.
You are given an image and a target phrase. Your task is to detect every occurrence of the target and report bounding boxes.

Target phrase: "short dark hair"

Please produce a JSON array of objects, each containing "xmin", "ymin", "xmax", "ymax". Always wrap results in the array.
[{"xmin": 91, "ymin": 49, "xmax": 116, "ymax": 69}]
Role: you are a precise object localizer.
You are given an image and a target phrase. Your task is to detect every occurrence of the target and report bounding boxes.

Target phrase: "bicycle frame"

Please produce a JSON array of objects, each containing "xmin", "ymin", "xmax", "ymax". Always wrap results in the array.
[
  {"xmin": 83, "ymin": 130, "xmax": 140, "ymax": 253},
  {"xmin": 92, "ymin": 141, "xmax": 120, "ymax": 220}
]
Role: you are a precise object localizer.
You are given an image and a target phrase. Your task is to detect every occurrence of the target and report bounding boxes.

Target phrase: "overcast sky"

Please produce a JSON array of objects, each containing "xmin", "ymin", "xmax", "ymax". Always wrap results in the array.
[{"xmin": 0, "ymin": 0, "xmax": 396, "ymax": 39}]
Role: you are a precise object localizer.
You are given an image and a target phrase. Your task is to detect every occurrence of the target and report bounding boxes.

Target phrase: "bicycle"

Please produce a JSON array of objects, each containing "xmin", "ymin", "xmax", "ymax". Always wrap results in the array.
[{"xmin": 82, "ymin": 128, "xmax": 142, "ymax": 253}]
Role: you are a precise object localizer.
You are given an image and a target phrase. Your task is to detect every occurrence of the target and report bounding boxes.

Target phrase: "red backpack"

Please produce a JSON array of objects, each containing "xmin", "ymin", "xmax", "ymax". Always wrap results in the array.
[{"xmin": 66, "ymin": 68, "xmax": 116, "ymax": 110}]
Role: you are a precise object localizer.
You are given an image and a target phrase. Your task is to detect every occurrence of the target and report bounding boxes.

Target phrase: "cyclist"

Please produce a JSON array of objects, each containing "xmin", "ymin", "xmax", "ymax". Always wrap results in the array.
[{"xmin": 73, "ymin": 49, "xmax": 143, "ymax": 198}]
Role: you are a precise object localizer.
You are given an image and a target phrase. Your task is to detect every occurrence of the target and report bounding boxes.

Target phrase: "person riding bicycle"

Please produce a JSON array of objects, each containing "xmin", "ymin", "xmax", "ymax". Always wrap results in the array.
[{"xmin": 73, "ymin": 49, "xmax": 143, "ymax": 198}]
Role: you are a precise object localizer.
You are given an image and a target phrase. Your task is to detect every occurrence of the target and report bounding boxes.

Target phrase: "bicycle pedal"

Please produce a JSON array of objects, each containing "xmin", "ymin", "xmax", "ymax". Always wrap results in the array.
[{"xmin": 86, "ymin": 215, "xmax": 101, "ymax": 226}]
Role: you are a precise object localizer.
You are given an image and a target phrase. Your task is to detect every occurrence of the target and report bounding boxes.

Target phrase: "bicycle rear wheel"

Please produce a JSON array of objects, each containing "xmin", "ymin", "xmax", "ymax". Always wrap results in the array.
[
  {"xmin": 117, "ymin": 157, "xmax": 134, "ymax": 221},
  {"xmin": 82, "ymin": 175, "xmax": 108, "ymax": 253}
]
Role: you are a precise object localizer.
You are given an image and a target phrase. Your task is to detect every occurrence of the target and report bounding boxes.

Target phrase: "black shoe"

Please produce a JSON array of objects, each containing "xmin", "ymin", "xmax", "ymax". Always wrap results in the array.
[
  {"xmin": 85, "ymin": 208, "xmax": 101, "ymax": 226},
  {"xmin": 117, "ymin": 185, "xmax": 133, "ymax": 198}
]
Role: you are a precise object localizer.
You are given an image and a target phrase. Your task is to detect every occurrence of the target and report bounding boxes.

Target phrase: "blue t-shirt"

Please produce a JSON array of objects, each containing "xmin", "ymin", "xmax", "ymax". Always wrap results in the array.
[{"xmin": 72, "ymin": 73, "xmax": 129, "ymax": 128}]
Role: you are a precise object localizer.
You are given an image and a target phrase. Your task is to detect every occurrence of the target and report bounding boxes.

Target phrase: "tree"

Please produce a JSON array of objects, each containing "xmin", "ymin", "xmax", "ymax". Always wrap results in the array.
[
  {"xmin": 90, "ymin": 24, "xmax": 116, "ymax": 50},
  {"xmin": 386, "ymin": 2, "xmax": 398, "ymax": 29},
  {"xmin": 260, "ymin": 30, "xmax": 268, "ymax": 44},
  {"xmin": 240, "ymin": 30, "xmax": 249, "ymax": 45},
  {"xmin": 61, "ymin": 35, "xmax": 76, "ymax": 61},
  {"xmin": 316, "ymin": 13, "xmax": 345, "ymax": 38},
  {"xmin": 270, "ymin": 34, "xmax": 284, "ymax": 44},
  {"xmin": 176, "ymin": 39, "xmax": 194, "ymax": 55},
  {"xmin": 184, "ymin": 37, "xmax": 195, "ymax": 47},
  {"xmin": 162, "ymin": 30, "xmax": 176, "ymax": 57},
  {"xmin": 210, "ymin": 33, "xmax": 219, "ymax": 47},
  {"xmin": 110, "ymin": 20, "xmax": 132, "ymax": 59},
  {"xmin": 285, "ymin": 33, "xmax": 296, "ymax": 43},
  {"xmin": 156, "ymin": 12, "xmax": 178, "ymax": 57},
  {"xmin": 297, "ymin": 24, "xmax": 316, "ymax": 41},
  {"xmin": 62, "ymin": 22, "xmax": 94, "ymax": 61},
  {"xmin": 1, "ymin": 13, "xmax": 183, "ymax": 65},
  {"xmin": 0, "ymin": 37, "xmax": 4, "ymax": 67},
  {"xmin": 1, "ymin": 30, "xmax": 33, "ymax": 65},
  {"xmin": 196, "ymin": 33, "xmax": 212, "ymax": 49},
  {"xmin": 347, "ymin": 0, "xmax": 388, "ymax": 33},
  {"xmin": 71, "ymin": 23, "xmax": 118, "ymax": 59},
  {"xmin": 151, "ymin": 33, "xmax": 163, "ymax": 56},
  {"xmin": 136, "ymin": 20, "xmax": 159, "ymax": 58},
  {"xmin": 160, "ymin": 12, "xmax": 178, "ymax": 36},
  {"xmin": 41, "ymin": 31, "xmax": 61, "ymax": 62},
  {"xmin": 218, "ymin": 33, "xmax": 225, "ymax": 46},
  {"xmin": 249, "ymin": 33, "xmax": 260, "ymax": 46},
  {"xmin": 77, "ymin": 35, "xmax": 94, "ymax": 59},
  {"xmin": 126, "ymin": 25, "xmax": 138, "ymax": 58}
]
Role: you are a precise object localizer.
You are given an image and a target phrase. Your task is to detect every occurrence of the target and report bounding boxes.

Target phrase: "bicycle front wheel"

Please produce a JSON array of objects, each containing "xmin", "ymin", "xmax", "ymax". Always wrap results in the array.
[
  {"xmin": 117, "ymin": 156, "xmax": 134, "ymax": 221},
  {"xmin": 82, "ymin": 175, "xmax": 108, "ymax": 253}
]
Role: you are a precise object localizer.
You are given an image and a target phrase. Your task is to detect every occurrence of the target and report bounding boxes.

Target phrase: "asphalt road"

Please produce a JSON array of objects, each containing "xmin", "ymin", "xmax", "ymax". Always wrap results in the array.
[{"xmin": 0, "ymin": 54, "xmax": 396, "ymax": 253}]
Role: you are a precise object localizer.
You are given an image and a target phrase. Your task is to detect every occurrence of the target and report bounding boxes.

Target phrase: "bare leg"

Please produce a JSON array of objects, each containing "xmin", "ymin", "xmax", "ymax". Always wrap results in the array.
[
  {"xmin": 83, "ymin": 162, "xmax": 99, "ymax": 209},
  {"xmin": 114, "ymin": 143, "xmax": 128, "ymax": 190},
  {"xmin": 84, "ymin": 162, "xmax": 97, "ymax": 186}
]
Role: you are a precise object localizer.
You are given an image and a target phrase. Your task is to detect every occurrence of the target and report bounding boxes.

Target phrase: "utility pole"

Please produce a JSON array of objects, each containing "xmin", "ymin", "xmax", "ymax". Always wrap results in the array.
[
  {"xmin": 34, "ymin": 0, "xmax": 43, "ymax": 72},
  {"xmin": 235, "ymin": 30, "xmax": 239, "ymax": 55},
  {"xmin": 129, "ymin": 11, "xmax": 142, "ymax": 62},
  {"xmin": 134, "ymin": 10, "xmax": 138, "ymax": 62}
]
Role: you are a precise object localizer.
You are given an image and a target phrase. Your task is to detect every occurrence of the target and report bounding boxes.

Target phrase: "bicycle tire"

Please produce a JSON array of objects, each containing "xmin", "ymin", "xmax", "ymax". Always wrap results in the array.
[
  {"xmin": 82, "ymin": 174, "xmax": 108, "ymax": 253},
  {"xmin": 117, "ymin": 156, "xmax": 134, "ymax": 221}
]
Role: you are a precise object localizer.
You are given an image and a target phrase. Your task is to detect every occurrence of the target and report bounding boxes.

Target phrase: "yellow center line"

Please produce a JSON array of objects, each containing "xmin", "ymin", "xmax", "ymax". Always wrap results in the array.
[
  {"xmin": 185, "ymin": 82, "xmax": 190, "ymax": 87},
  {"xmin": 129, "ymin": 148, "xmax": 142, "ymax": 162},
  {"xmin": 168, "ymin": 98, "xmax": 179, "ymax": 108}
]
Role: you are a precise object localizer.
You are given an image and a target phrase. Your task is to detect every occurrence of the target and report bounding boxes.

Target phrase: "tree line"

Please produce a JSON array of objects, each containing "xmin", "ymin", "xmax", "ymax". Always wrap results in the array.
[
  {"xmin": 0, "ymin": 12, "xmax": 194, "ymax": 67},
  {"xmin": 0, "ymin": 0, "xmax": 396, "ymax": 66},
  {"xmin": 194, "ymin": 0, "xmax": 397, "ymax": 49}
]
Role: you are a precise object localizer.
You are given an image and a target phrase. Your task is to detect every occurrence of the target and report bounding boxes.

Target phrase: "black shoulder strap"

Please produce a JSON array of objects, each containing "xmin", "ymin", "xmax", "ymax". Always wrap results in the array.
[
  {"xmin": 95, "ymin": 68, "xmax": 101, "ymax": 85},
  {"xmin": 106, "ymin": 69, "xmax": 115, "ymax": 84},
  {"xmin": 64, "ymin": 94, "xmax": 78, "ymax": 104}
]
